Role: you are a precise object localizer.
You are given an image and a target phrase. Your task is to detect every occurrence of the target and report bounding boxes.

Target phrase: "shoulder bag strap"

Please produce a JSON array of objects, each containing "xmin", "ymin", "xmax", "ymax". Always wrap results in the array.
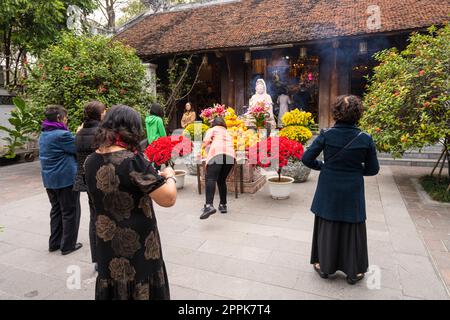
[{"xmin": 325, "ymin": 131, "xmax": 363, "ymax": 163}]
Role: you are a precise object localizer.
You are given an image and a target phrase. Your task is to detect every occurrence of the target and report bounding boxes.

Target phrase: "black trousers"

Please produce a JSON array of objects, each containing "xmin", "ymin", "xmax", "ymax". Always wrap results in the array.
[
  {"xmin": 205, "ymin": 155, "xmax": 234, "ymax": 205},
  {"xmin": 87, "ymin": 193, "xmax": 97, "ymax": 263},
  {"xmin": 46, "ymin": 186, "xmax": 81, "ymax": 252}
]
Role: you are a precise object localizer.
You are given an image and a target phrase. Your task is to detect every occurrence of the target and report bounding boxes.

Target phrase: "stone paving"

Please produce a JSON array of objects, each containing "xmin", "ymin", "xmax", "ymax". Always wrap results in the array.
[
  {"xmin": 0, "ymin": 161, "xmax": 448, "ymax": 300},
  {"xmin": 391, "ymin": 166, "xmax": 450, "ymax": 293}
]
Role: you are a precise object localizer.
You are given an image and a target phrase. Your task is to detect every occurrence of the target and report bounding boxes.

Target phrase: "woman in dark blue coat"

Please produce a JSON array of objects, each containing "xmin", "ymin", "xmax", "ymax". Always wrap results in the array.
[
  {"xmin": 74, "ymin": 101, "xmax": 106, "ymax": 271},
  {"xmin": 302, "ymin": 95, "xmax": 379, "ymax": 284}
]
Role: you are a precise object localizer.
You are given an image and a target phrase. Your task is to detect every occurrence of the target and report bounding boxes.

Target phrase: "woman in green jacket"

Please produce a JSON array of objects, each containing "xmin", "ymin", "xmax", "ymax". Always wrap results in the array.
[{"xmin": 145, "ymin": 103, "xmax": 166, "ymax": 145}]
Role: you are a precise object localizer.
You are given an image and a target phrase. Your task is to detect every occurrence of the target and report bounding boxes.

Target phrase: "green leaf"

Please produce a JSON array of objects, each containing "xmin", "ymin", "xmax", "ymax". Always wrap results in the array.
[
  {"xmin": 0, "ymin": 126, "xmax": 13, "ymax": 134},
  {"xmin": 8, "ymin": 118, "xmax": 21, "ymax": 127},
  {"xmin": 12, "ymin": 97, "xmax": 26, "ymax": 111}
]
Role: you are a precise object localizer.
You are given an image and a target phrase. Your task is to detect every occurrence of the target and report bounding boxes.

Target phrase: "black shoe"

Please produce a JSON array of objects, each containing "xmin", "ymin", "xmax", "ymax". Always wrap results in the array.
[
  {"xmin": 347, "ymin": 274, "xmax": 364, "ymax": 285},
  {"xmin": 313, "ymin": 264, "xmax": 329, "ymax": 279},
  {"xmin": 200, "ymin": 204, "xmax": 216, "ymax": 220},
  {"xmin": 61, "ymin": 243, "xmax": 83, "ymax": 255},
  {"xmin": 48, "ymin": 246, "xmax": 60, "ymax": 253},
  {"xmin": 218, "ymin": 204, "xmax": 227, "ymax": 214}
]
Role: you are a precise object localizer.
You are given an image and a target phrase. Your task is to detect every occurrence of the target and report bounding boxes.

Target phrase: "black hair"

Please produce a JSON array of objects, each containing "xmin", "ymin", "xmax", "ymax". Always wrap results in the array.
[
  {"xmin": 44, "ymin": 105, "xmax": 67, "ymax": 122},
  {"xmin": 84, "ymin": 100, "xmax": 106, "ymax": 122},
  {"xmin": 149, "ymin": 103, "xmax": 164, "ymax": 118},
  {"xmin": 94, "ymin": 105, "xmax": 143, "ymax": 151},
  {"xmin": 332, "ymin": 95, "xmax": 364, "ymax": 124},
  {"xmin": 211, "ymin": 117, "xmax": 227, "ymax": 128}
]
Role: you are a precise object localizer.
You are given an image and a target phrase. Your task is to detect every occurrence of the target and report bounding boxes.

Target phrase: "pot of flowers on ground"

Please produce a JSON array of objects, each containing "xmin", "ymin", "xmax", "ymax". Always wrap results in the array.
[
  {"xmin": 279, "ymin": 109, "xmax": 314, "ymax": 182},
  {"xmin": 183, "ymin": 121, "xmax": 209, "ymax": 175},
  {"xmin": 249, "ymin": 136, "xmax": 304, "ymax": 199},
  {"xmin": 144, "ymin": 135, "xmax": 192, "ymax": 189}
]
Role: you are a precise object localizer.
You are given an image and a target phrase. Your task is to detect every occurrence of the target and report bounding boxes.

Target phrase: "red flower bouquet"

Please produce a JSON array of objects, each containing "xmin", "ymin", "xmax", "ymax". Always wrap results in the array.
[
  {"xmin": 248, "ymin": 137, "xmax": 304, "ymax": 181},
  {"xmin": 144, "ymin": 136, "xmax": 192, "ymax": 167}
]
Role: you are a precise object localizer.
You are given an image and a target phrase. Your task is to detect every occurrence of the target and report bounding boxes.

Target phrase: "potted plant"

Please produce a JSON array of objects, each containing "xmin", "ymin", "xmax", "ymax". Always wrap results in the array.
[
  {"xmin": 0, "ymin": 97, "xmax": 39, "ymax": 165},
  {"xmin": 249, "ymin": 136, "xmax": 304, "ymax": 199},
  {"xmin": 144, "ymin": 136, "xmax": 192, "ymax": 189},
  {"xmin": 278, "ymin": 109, "xmax": 315, "ymax": 182},
  {"xmin": 183, "ymin": 122, "xmax": 209, "ymax": 175}
]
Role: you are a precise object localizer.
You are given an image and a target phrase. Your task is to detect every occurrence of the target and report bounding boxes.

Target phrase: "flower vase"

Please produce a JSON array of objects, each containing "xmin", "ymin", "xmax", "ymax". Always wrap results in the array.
[
  {"xmin": 185, "ymin": 141, "xmax": 202, "ymax": 175},
  {"xmin": 174, "ymin": 169, "xmax": 187, "ymax": 189},
  {"xmin": 280, "ymin": 159, "xmax": 311, "ymax": 183},
  {"xmin": 267, "ymin": 176, "xmax": 294, "ymax": 199}
]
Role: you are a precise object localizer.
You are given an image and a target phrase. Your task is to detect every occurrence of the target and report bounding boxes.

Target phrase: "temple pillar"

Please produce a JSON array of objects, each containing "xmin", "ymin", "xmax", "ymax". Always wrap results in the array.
[{"xmin": 318, "ymin": 40, "xmax": 342, "ymax": 128}]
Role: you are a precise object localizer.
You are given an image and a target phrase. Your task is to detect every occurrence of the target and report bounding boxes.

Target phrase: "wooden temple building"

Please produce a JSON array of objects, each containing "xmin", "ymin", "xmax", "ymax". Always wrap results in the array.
[{"xmin": 116, "ymin": 0, "xmax": 450, "ymax": 129}]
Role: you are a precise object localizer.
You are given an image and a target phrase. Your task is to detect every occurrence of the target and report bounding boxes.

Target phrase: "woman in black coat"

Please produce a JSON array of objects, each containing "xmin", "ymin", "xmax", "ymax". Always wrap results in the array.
[
  {"xmin": 73, "ymin": 101, "xmax": 106, "ymax": 270},
  {"xmin": 302, "ymin": 95, "xmax": 380, "ymax": 285}
]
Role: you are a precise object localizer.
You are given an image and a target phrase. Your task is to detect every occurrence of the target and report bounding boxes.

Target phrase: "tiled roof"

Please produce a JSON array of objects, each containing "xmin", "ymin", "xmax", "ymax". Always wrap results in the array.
[{"xmin": 115, "ymin": 0, "xmax": 450, "ymax": 57}]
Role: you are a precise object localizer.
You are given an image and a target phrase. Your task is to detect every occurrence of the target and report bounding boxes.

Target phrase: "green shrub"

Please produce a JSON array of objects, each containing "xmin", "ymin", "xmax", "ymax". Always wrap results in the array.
[
  {"xmin": 0, "ymin": 97, "xmax": 39, "ymax": 158},
  {"xmin": 360, "ymin": 24, "xmax": 450, "ymax": 159},
  {"xmin": 420, "ymin": 175, "xmax": 450, "ymax": 203},
  {"xmin": 26, "ymin": 32, "xmax": 155, "ymax": 132}
]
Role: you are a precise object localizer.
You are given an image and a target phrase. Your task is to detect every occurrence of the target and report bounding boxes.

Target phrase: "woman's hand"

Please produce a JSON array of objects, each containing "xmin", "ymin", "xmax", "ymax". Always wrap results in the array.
[
  {"xmin": 160, "ymin": 167, "xmax": 175, "ymax": 179},
  {"xmin": 150, "ymin": 167, "xmax": 177, "ymax": 207},
  {"xmin": 76, "ymin": 124, "xmax": 83, "ymax": 133}
]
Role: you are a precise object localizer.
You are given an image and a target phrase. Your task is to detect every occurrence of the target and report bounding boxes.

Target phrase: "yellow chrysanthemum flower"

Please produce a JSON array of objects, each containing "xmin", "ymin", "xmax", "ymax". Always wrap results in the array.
[
  {"xmin": 279, "ymin": 125, "xmax": 313, "ymax": 144},
  {"xmin": 281, "ymin": 109, "xmax": 315, "ymax": 127}
]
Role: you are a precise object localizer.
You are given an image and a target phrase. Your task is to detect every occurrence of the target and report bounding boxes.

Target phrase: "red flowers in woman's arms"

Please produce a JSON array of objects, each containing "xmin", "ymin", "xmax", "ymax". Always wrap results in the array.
[{"xmin": 144, "ymin": 136, "xmax": 192, "ymax": 167}]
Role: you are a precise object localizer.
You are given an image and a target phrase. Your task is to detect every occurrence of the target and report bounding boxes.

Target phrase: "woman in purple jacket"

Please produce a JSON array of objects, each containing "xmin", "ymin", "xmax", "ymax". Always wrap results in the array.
[{"xmin": 39, "ymin": 105, "xmax": 82, "ymax": 255}]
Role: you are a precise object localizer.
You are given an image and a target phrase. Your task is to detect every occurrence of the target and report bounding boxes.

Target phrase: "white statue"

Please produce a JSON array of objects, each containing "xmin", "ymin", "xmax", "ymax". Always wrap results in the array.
[{"xmin": 248, "ymin": 79, "xmax": 276, "ymax": 129}]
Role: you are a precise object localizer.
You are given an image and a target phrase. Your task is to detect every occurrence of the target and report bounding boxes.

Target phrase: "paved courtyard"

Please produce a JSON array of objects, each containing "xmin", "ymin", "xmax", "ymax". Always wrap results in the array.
[{"xmin": 0, "ymin": 161, "xmax": 449, "ymax": 300}]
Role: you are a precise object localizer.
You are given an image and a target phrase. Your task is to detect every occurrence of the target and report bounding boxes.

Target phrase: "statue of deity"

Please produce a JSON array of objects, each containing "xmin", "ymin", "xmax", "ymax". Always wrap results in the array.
[{"xmin": 247, "ymin": 79, "xmax": 276, "ymax": 129}]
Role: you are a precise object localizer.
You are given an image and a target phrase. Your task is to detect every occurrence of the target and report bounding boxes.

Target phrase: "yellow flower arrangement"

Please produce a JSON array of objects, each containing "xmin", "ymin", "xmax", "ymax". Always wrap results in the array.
[
  {"xmin": 227, "ymin": 126, "xmax": 260, "ymax": 151},
  {"xmin": 183, "ymin": 122, "xmax": 210, "ymax": 140},
  {"xmin": 225, "ymin": 107, "xmax": 245, "ymax": 128},
  {"xmin": 279, "ymin": 125, "xmax": 313, "ymax": 144},
  {"xmin": 281, "ymin": 109, "xmax": 315, "ymax": 127}
]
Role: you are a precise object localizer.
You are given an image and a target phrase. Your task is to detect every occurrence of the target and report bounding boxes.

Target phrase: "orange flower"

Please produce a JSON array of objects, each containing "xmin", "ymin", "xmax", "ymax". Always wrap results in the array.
[
  {"xmin": 63, "ymin": 66, "xmax": 71, "ymax": 71},
  {"xmin": 97, "ymin": 86, "xmax": 107, "ymax": 93}
]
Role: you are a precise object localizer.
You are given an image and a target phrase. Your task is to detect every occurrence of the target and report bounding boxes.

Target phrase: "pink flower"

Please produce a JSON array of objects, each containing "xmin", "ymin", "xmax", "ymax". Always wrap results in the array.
[
  {"xmin": 201, "ymin": 109, "xmax": 212, "ymax": 118},
  {"xmin": 214, "ymin": 104, "xmax": 225, "ymax": 115}
]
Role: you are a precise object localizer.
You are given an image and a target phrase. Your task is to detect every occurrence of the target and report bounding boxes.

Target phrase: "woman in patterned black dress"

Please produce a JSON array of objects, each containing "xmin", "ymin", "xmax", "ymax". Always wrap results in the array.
[{"xmin": 84, "ymin": 105, "xmax": 177, "ymax": 300}]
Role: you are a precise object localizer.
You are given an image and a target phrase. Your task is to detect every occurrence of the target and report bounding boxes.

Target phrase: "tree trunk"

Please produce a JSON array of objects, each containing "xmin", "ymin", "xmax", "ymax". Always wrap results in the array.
[
  {"xmin": 438, "ymin": 151, "xmax": 447, "ymax": 181},
  {"xmin": 446, "ymin": 137, "xmax": 450, "ymax": 178},
  {"xmin": 431, "ymin": 148, "xmax": 445, "ymax": 176},
  {"xmin": 3, "ymin": 28, "xmax": 12, "ymax": 87},
  {"xmin": 13, "ymin": 48, "xmax": 24, "ymax": 87},
  {"xmin": 106, "ymin": 0, "xmax": 116, "ymax": 31}
]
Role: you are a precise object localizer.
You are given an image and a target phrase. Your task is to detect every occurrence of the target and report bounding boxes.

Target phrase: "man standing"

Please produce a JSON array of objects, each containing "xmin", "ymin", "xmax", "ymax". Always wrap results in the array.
[
  {"xmin": 293, "ymin": 82, "xmax": 311, "ymax": 112},
  {"xmin": 39, "ymin": 105, "xmax": 82, "ymax": 255}
]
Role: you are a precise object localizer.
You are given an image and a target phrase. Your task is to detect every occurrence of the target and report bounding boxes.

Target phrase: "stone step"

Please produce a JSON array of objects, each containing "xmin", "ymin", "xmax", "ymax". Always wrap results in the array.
[
  {"xmin": 377, "ymin": 150, "xmax": 444, "ymax": 160},
  {"xmin": 378, "ymin": 157, "xmax": 448, "ymax": 168}
]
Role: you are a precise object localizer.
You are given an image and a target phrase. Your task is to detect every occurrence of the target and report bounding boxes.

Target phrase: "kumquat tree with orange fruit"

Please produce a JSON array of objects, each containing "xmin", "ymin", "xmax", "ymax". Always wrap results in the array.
[{"xmin": 360, "ymin": 24, "xmax": 450, "ymax": 182}]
